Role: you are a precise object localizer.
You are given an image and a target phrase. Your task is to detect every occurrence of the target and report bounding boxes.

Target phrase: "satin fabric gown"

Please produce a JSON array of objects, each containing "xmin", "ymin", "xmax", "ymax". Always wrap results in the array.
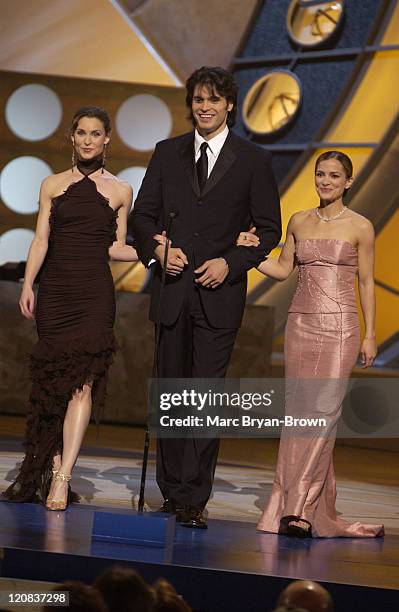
[
  {"xmin": 4, "ymin": 171, "xmax": 117, "ymax": 503},
  {"xmin": 257, "ymin": 239, "xmax": 384, "ymax": 538}
]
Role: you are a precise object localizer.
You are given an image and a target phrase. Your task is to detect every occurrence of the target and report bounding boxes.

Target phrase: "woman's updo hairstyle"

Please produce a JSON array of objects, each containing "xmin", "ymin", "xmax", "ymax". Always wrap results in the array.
[{"xmin": 315, "ymin": 150, "xmax": 353, "ymax": 198}]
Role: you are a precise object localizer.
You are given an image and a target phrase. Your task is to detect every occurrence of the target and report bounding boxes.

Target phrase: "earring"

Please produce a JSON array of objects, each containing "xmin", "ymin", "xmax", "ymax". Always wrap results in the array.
[
  {"xmin": 71, "ymin": 146, "xmax": 75, "ymax": 172},
  {"xmin": 102, "ymin": 144, "xmax": 107, "ymax": 174}
]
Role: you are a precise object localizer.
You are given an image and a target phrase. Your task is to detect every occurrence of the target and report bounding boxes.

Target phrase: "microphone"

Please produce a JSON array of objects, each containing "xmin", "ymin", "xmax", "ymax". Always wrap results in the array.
[
  {"xmin": 138, "ymin": 208, "xmax": 178, "ymax": 513},
  {"xmin": 163, "ymin": 210, "xmax": 178, "ymax": 272}
]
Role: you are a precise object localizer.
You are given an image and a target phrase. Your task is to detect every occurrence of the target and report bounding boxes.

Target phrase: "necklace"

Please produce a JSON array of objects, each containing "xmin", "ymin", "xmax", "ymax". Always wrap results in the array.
[{"xmin": 316, "ymin": 206, "xmax": 347, "ymax": 222}]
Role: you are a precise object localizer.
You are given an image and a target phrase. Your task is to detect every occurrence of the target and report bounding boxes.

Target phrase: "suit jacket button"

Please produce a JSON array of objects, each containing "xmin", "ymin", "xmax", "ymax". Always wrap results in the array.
[{"xmin": 194, "ymin": 232, "xmax": 199, "ymax": 237}]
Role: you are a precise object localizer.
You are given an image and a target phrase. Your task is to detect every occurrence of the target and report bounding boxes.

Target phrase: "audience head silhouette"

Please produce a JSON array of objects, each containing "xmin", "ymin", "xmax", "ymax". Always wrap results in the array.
[
  {"xmin": 43, "ymin": 582, "xmax": 106, "ymax": 612},
  {"xmin": 94, "ymin": 565, "xmax": 155, "ymax": 612},
  {"xmin": 152, "ymin": 578, "xmax": 192, "ymax": 611},
  {"xmin": 277, "ymin": 580, "xmax": 334, "ymax": 612}
]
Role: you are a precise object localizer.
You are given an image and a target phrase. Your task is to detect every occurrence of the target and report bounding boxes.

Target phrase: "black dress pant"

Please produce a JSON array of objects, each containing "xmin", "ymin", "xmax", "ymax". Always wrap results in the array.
[{"xmin": 156, "ymin": 282, "xmax": 238, "ymax": 510}]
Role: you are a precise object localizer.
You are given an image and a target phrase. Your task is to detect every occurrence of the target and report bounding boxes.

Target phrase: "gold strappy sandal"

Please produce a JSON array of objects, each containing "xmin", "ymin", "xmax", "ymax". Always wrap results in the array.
[
  {"xmin": 45, "ymin": 469, "xmax": 59, "ymax": 509},
  {"xmin": 46, "ymin": 472, "xmax": 71, "ymax": 511}
]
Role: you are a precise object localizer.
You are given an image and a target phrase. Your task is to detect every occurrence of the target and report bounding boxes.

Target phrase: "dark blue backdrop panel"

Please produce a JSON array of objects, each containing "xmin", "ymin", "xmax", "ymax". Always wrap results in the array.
[
  {"xmin": 234, "ymin": 59, "xmax": 355, "ymax": 145},
  {"xmin": 242, "ymin": 0, "xmax": 384, "ymax": 57},
  {"xmin": 234, "ymin": 0, "xmax": 387, "ymax": 184}
]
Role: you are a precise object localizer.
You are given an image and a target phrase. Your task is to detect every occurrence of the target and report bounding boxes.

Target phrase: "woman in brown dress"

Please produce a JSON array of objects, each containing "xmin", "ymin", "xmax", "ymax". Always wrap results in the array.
[
  {"xmin": 238, "ymin": 151, "xmax": 384, "ymax": 538},
  {"xmin": 4, "ymin": 107, "xmax": 138, "ymax": 510}
]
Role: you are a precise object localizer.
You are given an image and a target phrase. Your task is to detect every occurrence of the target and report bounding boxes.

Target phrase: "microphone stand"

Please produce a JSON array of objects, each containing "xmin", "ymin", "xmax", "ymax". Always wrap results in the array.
[{"xmin": 138, "ymin": 212, "xmax": 177, "ymax": 513}]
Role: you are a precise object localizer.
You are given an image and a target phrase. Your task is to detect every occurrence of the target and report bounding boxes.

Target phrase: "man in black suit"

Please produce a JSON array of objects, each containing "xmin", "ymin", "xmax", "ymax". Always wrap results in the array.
[{"xmin": 132, "ymin": 66, "xmax": 281, "ymax": 528}]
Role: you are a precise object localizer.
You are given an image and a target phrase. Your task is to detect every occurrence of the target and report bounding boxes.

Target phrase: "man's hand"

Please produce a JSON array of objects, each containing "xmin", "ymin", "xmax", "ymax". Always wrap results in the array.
[
  {"xmin": 194, "ymin": 258, "xmax": 229, "ymax": 288},
  {"xmin": 154, "ymin": 243, "xmax": 188, "ymax": 276}
]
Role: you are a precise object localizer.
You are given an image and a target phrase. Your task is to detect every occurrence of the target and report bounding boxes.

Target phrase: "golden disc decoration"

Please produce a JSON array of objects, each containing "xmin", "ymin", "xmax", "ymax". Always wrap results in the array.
[
  {"xmin": 242, "ymin": 70, "xmax": 302, "ymax": 135},
  {"xmin": 287, "ymin": 0, "xmax": 345, "ymax": 47}
]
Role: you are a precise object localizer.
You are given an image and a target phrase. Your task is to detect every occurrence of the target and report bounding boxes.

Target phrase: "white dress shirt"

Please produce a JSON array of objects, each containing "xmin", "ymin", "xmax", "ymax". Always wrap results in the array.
[
  {"xmin": 149, "ymin": 126, "xmax": 229, "ymax": 265},
  {"xmin": 194, "ymin": 125, "xmax": 229, "ymax": 178}
]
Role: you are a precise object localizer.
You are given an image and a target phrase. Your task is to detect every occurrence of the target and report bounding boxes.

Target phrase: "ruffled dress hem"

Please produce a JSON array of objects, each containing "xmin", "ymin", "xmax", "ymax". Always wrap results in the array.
[{"xmin": 3, "ymin": 332, "xmax": 115, "ymax": 504}]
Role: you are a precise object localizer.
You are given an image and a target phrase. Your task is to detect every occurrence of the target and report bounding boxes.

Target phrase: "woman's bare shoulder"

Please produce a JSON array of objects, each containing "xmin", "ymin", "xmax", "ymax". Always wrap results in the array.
[
  {"xmin": 346, "ymin": 208, "xmax": 374, "ymax": 235},
  {"xmin": 41, "ymin": 169, "xmax": 73, "ymax": 195},
  {"xmin": 289, "ymin": 208, "xmax": 314, "ymax": 227},
  {"xmin": 106, "ymin": 174, "xmax": 133, "ymax": 200}
]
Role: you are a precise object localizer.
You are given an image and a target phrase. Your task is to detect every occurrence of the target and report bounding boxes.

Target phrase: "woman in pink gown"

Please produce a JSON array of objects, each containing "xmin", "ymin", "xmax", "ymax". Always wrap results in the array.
[{"xmin": 238, "ymin": 151, "xmax": 384, "ymax": 538}]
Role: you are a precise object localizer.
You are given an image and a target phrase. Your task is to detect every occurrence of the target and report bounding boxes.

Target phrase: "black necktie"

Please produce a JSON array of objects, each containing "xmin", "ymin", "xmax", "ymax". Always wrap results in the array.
[{"xmin": 196, "ymin": 142, "xmax": 208, "ymax": 192}]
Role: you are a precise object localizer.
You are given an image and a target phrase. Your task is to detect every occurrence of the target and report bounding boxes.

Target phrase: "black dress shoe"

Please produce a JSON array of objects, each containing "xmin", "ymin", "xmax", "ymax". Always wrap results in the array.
[
  {"xmin": 157, "ymin": 500, "xmax": 185, "ymax": 519},
  {"xmin": 157, "ymin": 499, "xmax": 176, "ymax": 513},
  {"xmin": 179, "ymin": 506, "xmax": 207, "ymax": 529}
]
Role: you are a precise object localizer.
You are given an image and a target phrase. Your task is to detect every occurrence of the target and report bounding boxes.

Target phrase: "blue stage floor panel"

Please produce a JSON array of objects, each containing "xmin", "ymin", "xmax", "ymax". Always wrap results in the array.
[{"xmin": 0, "ymin": 501, "xmax": 398, "ymax": 612}]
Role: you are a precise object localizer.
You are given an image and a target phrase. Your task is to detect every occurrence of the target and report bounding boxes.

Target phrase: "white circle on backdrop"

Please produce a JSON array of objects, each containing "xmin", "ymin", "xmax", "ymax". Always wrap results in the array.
[
  {"xmin": 117, "ymin": 167, "xmax": 147, "ymax": 204},
  {"xmin": 0, "ymin": 228, "xmax": 35, "ymax": 265},
  {"xmin": 116, "ymin": 94, "xmax": 172, "ymax": 151},
  {"xmin": 0, "ymin": 156, "xmax": 52, "ymax": 214},
  {"xmin": 5, "ymin": 84, "xmax": 62, "ymax": 141}
]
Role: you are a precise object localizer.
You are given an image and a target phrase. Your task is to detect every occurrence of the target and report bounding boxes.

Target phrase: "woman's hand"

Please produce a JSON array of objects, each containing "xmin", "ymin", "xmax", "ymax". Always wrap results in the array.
[
  {"xmin": 153, "ymin": 231, "xmax": 171, "ymax": 246},
  {"xmin": 359, "ymin": 337, "xmax": 377, "ymax": 368},
  {"xmin": 236, "ymin": 227, "xmax": 260, "ymax": 247},
  {"xmin": 19, "ymin": 285, "xmax": 35, "ymax": 320}
]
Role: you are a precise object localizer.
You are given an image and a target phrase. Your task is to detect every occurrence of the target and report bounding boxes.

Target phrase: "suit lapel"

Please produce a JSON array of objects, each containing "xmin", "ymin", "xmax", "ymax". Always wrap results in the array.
[
  {"xmin": 178, "ymin": 131, "xmax": 238, "ymax": 198},
  {"xmin": 201, "ymin": 132, "xmax": 237, "ymax": 197},
  {"xmin": 179, "ymin": 134, "xmax": 200, "ymax": 196}
]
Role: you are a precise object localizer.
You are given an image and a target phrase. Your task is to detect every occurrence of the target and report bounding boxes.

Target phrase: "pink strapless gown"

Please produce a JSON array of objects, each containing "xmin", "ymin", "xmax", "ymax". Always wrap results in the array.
[{"xmin": 257, "ymin": 239, "xmax": 384, "ymax": 538}]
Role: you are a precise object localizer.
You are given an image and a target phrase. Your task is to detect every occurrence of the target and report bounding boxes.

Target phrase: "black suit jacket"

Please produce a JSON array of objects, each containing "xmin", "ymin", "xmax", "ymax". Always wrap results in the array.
[{"xmin": 131, "ymin": 130, "xmax": 281, "ymax": 328}]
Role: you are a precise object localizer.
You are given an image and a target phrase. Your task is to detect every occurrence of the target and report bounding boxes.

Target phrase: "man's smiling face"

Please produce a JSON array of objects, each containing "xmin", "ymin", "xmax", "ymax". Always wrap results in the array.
[{"xmin": 192, "ymin": 84, "xmax": 233, "ymax": 139}]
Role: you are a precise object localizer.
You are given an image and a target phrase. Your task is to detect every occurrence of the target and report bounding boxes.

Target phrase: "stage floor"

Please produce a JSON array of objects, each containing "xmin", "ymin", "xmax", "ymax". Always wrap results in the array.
[
  {"xmin": 0, "ymin": 501, "xmax": 398, "ymax": 612},
  {"xmin": 1, "ymin": 419, "xmax": 399, "ymax": 611},
  {"xmin": 1, "ymin": 418, "xmax": 398, "ymax": 533}
]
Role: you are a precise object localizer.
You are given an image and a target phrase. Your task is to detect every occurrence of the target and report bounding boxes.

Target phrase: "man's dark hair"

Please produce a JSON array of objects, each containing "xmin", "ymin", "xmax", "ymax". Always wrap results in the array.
[{"xmin": 185, "ymin": 66, "xmax": 238, "ymax": 128}]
